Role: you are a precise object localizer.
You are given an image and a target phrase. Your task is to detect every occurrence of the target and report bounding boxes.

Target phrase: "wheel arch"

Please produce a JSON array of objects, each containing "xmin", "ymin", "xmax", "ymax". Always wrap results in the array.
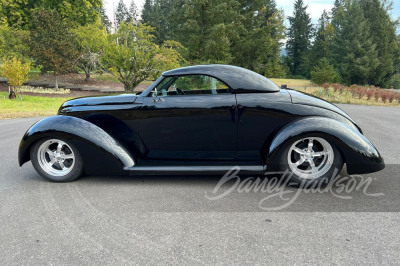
[
  {"xmin": 19, "ymin": 116, "xmax": 136, "ymax": 174},
  {"xmin": 265, "ymin": 117, "xmax": 385, "ymax": 175}
]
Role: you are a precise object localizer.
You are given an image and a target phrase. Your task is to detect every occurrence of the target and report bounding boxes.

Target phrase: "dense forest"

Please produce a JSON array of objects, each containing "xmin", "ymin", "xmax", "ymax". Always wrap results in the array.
[{"xmin": 0, "ymin": 0, "xmax": 399, "ymax": 89}]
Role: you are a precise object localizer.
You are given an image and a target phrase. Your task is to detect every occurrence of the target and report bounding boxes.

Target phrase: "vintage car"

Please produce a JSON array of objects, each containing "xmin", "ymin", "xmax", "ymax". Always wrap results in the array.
[{"xmin": 18, "ymin": 64, "xmax": 384, "ymax": 185}]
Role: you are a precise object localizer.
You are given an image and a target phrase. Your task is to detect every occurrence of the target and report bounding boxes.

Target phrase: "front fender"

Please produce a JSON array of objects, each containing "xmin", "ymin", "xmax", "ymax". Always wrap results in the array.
[
  {"xmin": 266, "ymin": 117, "xmax": 385, "ymax": 175},
  {"xmin": 19, "ymin": 116, "xmax": 135, "ymax": 172}
]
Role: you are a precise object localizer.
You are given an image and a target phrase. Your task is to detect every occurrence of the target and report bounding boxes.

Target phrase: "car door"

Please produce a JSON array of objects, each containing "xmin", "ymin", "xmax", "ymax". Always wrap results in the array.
[{"xmin": 132, "ymin": 75, "xmax": 237, "ymax": 161}]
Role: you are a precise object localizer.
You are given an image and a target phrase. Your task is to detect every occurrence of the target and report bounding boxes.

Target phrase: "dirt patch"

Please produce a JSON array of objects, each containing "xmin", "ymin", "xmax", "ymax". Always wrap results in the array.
[
  {"xmin": 34, "ymin": 73, "xmax": 124, "ymax": 90},
  {"xmin": 0, "ymin": 83, "xmax": 113, "ymax": 98}
]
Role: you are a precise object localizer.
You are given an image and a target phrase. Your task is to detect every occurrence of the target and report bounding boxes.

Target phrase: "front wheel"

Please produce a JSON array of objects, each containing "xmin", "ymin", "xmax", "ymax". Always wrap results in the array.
[
  {"xmin": 30, "ymin": 138, "xmax": 83, "ymax": 182},
  {"xmin": 279, "ymin": 137, "xmax": 343, "ymax": 186}
]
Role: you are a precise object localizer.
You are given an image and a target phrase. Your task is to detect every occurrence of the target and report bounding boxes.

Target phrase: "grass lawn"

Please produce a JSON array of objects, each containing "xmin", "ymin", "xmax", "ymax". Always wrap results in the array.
[
  {"xmin": 297, "ymin": 87, "xmax": 400, "ymax": 107},
  {"xmin": 0, "ymin": 92, "xmax": 72, "ymax": 119},
  {"xmin": 270, "ymin": 78, "xmax": 312, "ymax": 87}
]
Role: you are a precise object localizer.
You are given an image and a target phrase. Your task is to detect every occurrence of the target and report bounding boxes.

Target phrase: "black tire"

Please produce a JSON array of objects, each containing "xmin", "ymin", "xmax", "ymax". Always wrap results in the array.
[
  {"xmin": 278, "ymin": 136, "xmax": 344, "ymax": 187},
  {"xmin": 30, "ymin": 137, "xmax": 84, "ymax": 182}
]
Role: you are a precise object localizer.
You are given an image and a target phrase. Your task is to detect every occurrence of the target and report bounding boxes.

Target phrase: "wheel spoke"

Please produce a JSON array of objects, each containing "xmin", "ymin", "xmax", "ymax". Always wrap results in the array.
[
  {"xmin": 308, "ymin": 139, "xmax": 314, "ymax": 151},
  {"xmin": 49, "ymin": 158, "xmax": 57, "ymax": 166},
  {"xmin": 309, "ymin": 159, "xmax": 317, "ymax": 173},
  {"xmin": 295, "ymin": 158, "xmax": 306, "ymax": 166},
  {"xmin": 57, "ymin": 143, "xmax": 63, "ymax": 153},
  {"xmin": 59, "ymin": 161, "xmax": 66, "ymax": 170},
  {"xmin": 46, "ymin": 149, "xmax": 54, "ymax": 156},
  {"xmin": 293, "ymin": 147, "xmax": 305, "ymax": 155},
  {"xmin": 62, "ymin": 154, "xmax": 74, "ymax": 159},
  {"xmin": 313, "ymin": 151, "xmax": 326, "ymax": 157}
]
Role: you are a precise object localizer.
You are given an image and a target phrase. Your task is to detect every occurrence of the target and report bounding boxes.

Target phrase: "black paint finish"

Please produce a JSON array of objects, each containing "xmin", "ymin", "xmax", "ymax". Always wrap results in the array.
[{"xmin": 18, "ymin": 65, "xmax": 385, "ymax": 176}]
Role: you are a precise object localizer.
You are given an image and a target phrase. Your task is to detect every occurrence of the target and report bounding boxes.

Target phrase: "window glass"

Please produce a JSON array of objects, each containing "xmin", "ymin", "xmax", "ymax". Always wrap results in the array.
[{"xmin": 154, "ymin": 75, "xmax": 230, "ymax": 97}]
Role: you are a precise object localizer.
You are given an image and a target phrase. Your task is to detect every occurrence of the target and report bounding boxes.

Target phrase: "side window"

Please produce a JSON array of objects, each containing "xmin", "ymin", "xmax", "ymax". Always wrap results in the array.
[{"xmin": 154, "ymin": 75, "xmax": 230, "ymax": 97}]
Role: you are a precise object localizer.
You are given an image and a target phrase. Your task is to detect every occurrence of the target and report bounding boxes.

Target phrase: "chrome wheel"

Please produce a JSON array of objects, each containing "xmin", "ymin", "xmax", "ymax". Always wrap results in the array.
[
  {"xmin": 287, "ymin": 137, "xmax": 334, "ymax": 180},
  {"xmin": 37, "ymin": 139, "xmax": 75, "ymax": 177}
]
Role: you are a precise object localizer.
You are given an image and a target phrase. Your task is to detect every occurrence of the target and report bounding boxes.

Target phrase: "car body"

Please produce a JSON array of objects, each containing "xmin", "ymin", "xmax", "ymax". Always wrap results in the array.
[{"xmin": 19, "ymin": 64, "xmax": 385, "ymax": 183}]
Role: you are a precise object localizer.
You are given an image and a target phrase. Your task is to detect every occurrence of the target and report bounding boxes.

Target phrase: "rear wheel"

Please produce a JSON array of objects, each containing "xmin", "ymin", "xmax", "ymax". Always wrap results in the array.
[
  {"xmin": 279, "ymin": 137, "xmax": 343, "ymax": 186},
  {"xmin": 30, "ymin": 138, "xmax": 83, "ymax": 182}
]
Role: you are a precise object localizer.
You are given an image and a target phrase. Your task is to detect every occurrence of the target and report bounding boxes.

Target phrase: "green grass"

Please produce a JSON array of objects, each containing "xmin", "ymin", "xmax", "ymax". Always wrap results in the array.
[
  {"xmin": 0, "ymin": 92, "xmax": 73, "ymax": 119},
  {"xmin": 270, "ymin": 78, "xmax": 312, "ymax": 87},
  {"xmin": 297, "ymin": 87, "xmax": 400, "ymax": 107}
]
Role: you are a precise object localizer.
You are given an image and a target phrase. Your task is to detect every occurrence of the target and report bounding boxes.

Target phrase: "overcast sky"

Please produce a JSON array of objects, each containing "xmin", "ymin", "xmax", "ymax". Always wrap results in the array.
[{"xmin": 103, "ymin": 0, "xmax": 400, "ymax": 28}]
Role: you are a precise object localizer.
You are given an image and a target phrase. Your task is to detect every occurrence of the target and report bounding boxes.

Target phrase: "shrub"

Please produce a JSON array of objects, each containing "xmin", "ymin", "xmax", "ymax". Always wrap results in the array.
[
  {"xmin": 322, "ymin": 83, "xmax": 330, "ymax": 95},
  {"xmin": 388, "ymin": 92, "xmax": 396, "ymax": 103},
  {"xmin": 366, "ymin": 89, "xmax": 374, "ymax": 100},
  {"xmin": 357, "ymin": 87, "xmax": 367, "ymax": 99},
  {"xmin": 0, "ymin": 57, "xmax": 30, "ymax": 89},
  {"xmin": 349, "ymin": 84, "xmax": 359, "ymax": 97},
  {"xmin": 381, "ymin": 91, "xmax": 390, "ymax": 103},
  {"xmin": 310, "ymin": 58, "xmax": 339, "ymax": 86},
  {"xmin": 374, "ymin": 89, "xmax": 381, "ymax": 102},
  {"xmin": 332, "ymin": 83, "xmax": 341, "ymax": 93}
]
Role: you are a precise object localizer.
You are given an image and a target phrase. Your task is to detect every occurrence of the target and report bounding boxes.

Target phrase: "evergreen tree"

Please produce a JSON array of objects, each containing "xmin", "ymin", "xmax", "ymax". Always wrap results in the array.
[
  {"xmin": 99, "ymin": 4, "xmax": 111, "ymax": 31},
  {"xmin": 309, "ymin": 10, "xmax": 334, "ymax": 71},
  {"xmin": 141, "ymin": 0, "xmax": 174, "ymax": 44},
  {"xmin": 116, "ymin": 0, "xmax": 129, "ymax": 26},
  {"xmin": 331, "ymin": 0, "xmax": 379, "ymax": 85},
  {"xmin": 128, "ymin": 1, "xmax": 139, "ymax": 24},
  {"xmin": 285, "ymin": 0, "xmax": 313, "ymax": 76},
  {"xmin": 141, "ymin": 0, "xmax": 154, "ymax": 25},
  {"xmin": 360, "ymin": 0, "xmax": 399, "ymax": 86},
  {"xmin": 169, "ymin": 0, "xmax": 240, "ymax": 63},
  {"xmin": 232, "ymin": 0, "xmax": 285, "ymax": 77}
]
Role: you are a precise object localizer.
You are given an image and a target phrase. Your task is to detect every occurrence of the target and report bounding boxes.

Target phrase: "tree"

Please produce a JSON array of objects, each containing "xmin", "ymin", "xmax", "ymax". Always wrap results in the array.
[
  {"xmin": 360, "ymin": 0, "xmax": 399, "ymax": 86},
  {"xmin": 169, "ymin": 0, "xmax": 241, "ymax": 63},
  {"xmin": 330, "ymin": 0, "xmax": 379, "ymax": 85},
  {"xmin": 310, "ymin": 10, "xmax": 334, "ymax": 66},
  {"xmin": 1, "ymin": 57, "xmax": 30, "ymax": 93},
  {"xmin": 100, "ymin": 23, "xmax": 183, "ymax": 91},
  {"xmin": 128, "ymin": 1, "xmax": 139, "ymax": 24},
  {"xmin": 141, "ymin": 0, "xmax": 153, "ymax": 25},
  {"xmin": 0, "ymin": 0, "xmax": 102, "ymax": 29},
  {"xmin": 232, "ymin": 0, "xmax": 285, "ymax": 77},
  {"xmin": 310, "ymin": 57, "xmax": 339, "ymax": 85},
  {"xmin": 151, "ymin": 40, "xmax": 186, "ymax": 79},
  {"xmin": 116, "ymin": 0, "xmax": 130, "ymax": 26},
  {"xmin": 142, "ymin": 0, "xmax": 174, "ymax": 44},
  {"xmin": 0, "ymin": 25, "xmax": 30, "ymax": 62},
  {"xmin": 99, "ymin": 4, "xmax": 111, "ymax": 31},
  {"xmin": 30, "ymin": 9, "xmax": 81, "ymax": 74},
  {"xmin": 285, "ymin": 0, "xmax": 313, "ymax": 76},
  {"xmin": 73, "ymin": 18, "xmax": 108, "ymax": 81}
]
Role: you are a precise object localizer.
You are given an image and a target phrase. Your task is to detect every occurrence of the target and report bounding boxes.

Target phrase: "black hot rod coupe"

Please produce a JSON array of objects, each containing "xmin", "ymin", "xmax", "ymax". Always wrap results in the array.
[{"xmin": 18, "ymin": 65, "xmax": 384, "ymax": 184}]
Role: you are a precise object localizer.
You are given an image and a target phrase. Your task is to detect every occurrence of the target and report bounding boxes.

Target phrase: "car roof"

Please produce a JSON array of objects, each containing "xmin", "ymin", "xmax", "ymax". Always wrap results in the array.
[{"xmin": 162, "ymin": 64, "xmax": 280, "ymax": 92}]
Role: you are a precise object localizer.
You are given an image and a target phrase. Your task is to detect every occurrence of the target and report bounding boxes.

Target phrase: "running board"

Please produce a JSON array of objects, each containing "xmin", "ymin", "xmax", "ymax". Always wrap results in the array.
[{"xmin": 124, "ymin": 165, "xmax": 266, "ymax": 175}]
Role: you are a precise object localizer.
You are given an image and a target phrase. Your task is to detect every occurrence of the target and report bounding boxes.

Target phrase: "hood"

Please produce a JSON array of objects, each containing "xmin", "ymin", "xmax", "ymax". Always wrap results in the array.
[
  {"xmin": 287, "ymin": 90, "xmax": 355, "ymax": 123},
  {"xmin": 60, "ymin": 94, "xmax": 138, "ymax": 108}
]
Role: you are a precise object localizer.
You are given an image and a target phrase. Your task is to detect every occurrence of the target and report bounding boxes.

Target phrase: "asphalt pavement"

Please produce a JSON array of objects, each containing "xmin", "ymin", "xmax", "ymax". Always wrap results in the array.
[{"xmin": 0, "ymin": 104, "xmax": 399, "ymax": 265}]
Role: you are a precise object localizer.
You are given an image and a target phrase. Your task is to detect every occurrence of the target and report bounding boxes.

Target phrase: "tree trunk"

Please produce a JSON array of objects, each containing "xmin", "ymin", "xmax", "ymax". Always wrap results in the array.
[{"xmin": 85, "ymin": 72, "xmax": 90, "ymax": 81}]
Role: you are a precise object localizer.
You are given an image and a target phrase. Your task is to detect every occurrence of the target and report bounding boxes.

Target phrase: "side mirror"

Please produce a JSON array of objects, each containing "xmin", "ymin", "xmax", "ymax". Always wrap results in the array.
[{"xmin": 151, "ymin": 88, "xmax": 165, "ymax": 102}]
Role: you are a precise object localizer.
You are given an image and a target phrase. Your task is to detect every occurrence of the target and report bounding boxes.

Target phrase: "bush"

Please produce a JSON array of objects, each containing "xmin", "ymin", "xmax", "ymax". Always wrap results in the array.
[
  {"xmin": 374, "ymin": 89, "xmax": 381, "ymax": 102},
  {"xmin": 366, "ymin": 89, "xmax": 374, "ymax": 100},
  {"xmin": 387, "ymin": 74, "xmax": 400, "ymax": 90},
  {"xmin": 310, "ymin": 58, "xmax": 339, "ymax": 85},
  {"xmin": 0, "ymin": 57, "xmax": 30, "ymax": 88},
  {"xmin": 388, "ymin": 92, "xmax": 396, "ymax": 103}
]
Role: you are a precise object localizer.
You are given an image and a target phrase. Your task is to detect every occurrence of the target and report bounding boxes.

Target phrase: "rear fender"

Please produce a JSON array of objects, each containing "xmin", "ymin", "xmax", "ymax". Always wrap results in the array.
[{"xmin": 266, "ymin": 117, "xmax": 384, "ymax": 175}]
